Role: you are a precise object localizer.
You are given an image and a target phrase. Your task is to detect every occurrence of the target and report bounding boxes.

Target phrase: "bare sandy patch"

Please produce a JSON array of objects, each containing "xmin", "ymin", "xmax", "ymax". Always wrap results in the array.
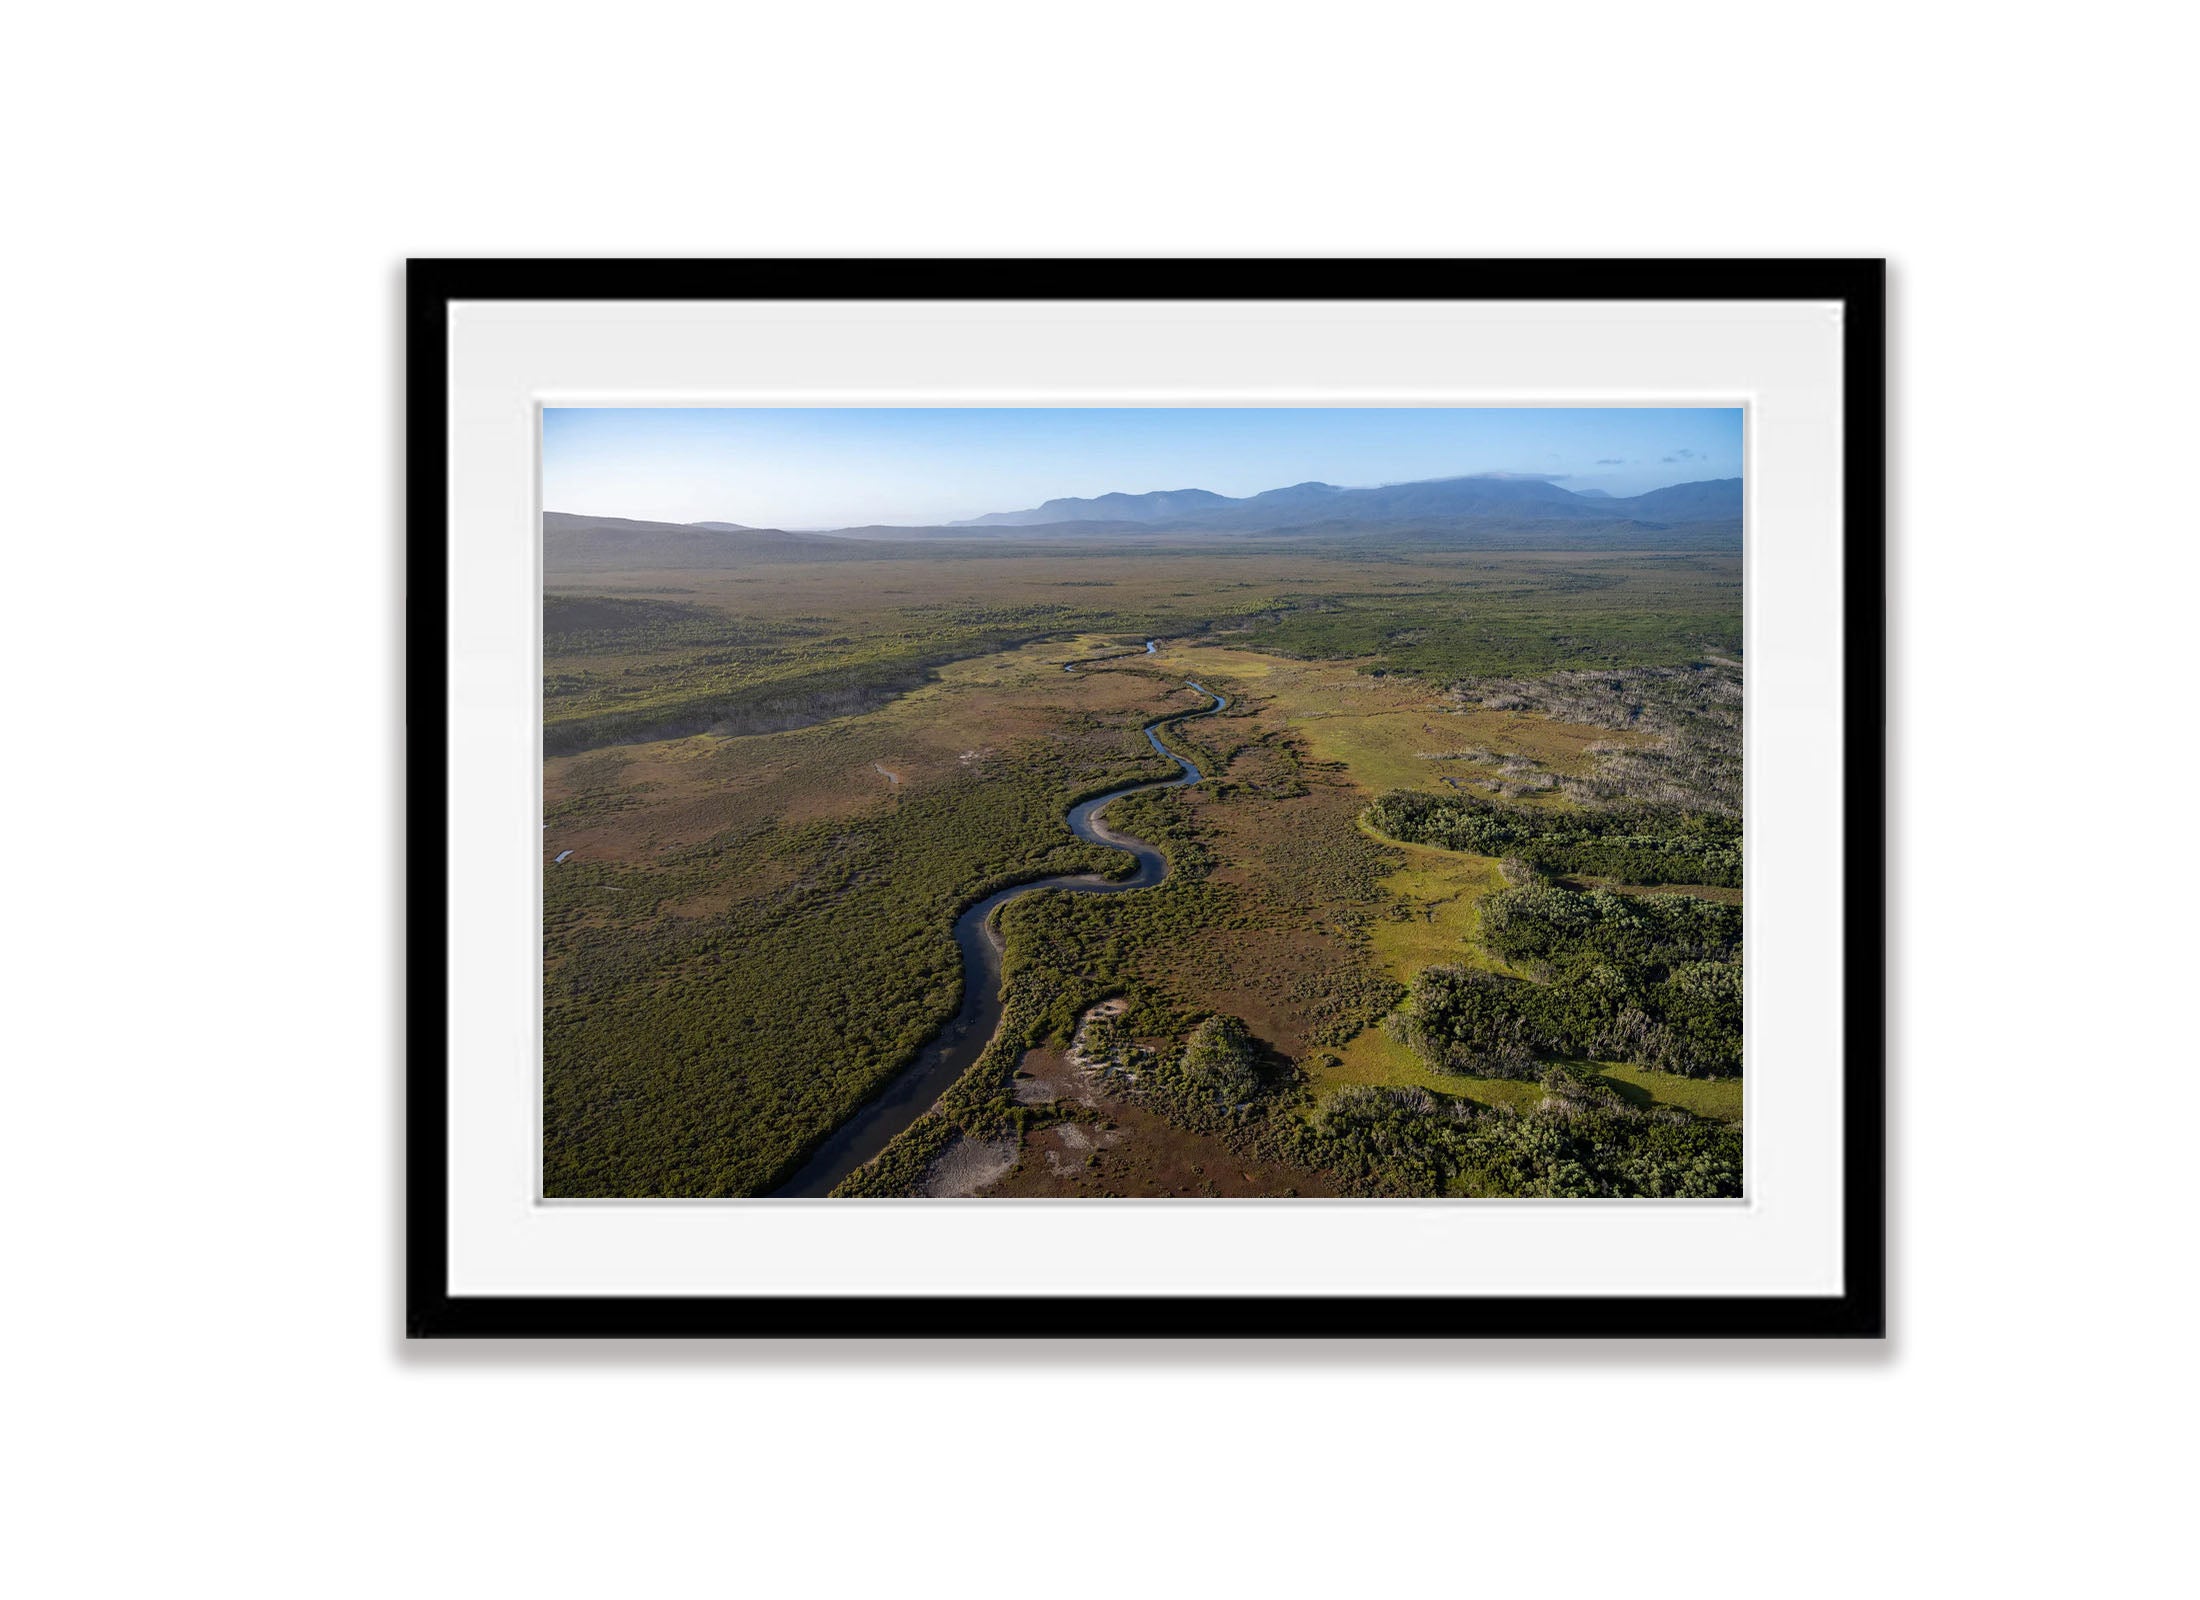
[{"xmin": 915, "ymin": 1133, "xmax": 1019, "ymax": 1197}]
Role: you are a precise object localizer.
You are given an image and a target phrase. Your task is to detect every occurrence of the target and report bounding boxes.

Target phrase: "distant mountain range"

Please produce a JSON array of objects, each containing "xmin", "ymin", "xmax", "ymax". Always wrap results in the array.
[
  {"xmin": 953, "ymin": 487, "xmax": 1241, "ymax": 526},
  {"xmin": 543, "ymin": 473, "xmax": 1742, "ymax": 574},
  {"xmin": 949, "ymin": 473, "xmax": 1741, "ymax": 530}
]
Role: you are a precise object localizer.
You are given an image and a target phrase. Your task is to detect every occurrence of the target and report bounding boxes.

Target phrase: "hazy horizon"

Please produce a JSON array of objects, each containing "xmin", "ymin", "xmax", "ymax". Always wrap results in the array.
[{"xmin": 542, "ymin": 406, "xmax": 1744, "ymax": 529}]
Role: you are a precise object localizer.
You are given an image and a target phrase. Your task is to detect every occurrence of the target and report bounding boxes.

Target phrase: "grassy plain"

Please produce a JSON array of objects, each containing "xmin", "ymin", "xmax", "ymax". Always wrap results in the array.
[
  {"xmin": 543, "ymin": 537, "xmax": 1743, "ymax": 1195},
  {"xmin": 543, "ymin": 545, "xmax": 1739, "ymax": 752}
]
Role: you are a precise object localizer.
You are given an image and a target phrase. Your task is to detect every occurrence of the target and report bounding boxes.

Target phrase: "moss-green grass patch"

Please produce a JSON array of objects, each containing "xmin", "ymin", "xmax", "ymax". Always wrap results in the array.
[{"xmin": 1590, "ymin": 1063, "xmax": 1744, "ymax": 1121}]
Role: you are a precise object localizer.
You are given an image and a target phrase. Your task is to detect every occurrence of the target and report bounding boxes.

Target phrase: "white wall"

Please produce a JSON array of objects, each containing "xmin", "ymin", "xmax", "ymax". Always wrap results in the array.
[{"xmin": 7, "ymin": 3, "xmax": 2187, "ymax": 1595}]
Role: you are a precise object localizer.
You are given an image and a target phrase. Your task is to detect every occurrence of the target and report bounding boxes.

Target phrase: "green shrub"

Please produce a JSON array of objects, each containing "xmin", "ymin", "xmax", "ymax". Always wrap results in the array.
[{"xmin": 1178, "ymin": 1014, "xmax": 1266, "ymax": 1103}]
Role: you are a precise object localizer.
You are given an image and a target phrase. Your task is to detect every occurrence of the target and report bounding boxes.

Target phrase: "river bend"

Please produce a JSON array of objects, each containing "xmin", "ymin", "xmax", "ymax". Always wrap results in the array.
[{"xmin": 771, "ymin": 674, "xmax": 1227, "ymax": 1197}]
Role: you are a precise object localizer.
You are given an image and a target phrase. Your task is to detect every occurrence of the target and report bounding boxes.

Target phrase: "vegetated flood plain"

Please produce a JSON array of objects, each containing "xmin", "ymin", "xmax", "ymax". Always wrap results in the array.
[
  {"xmin": 543, "ymin": 538, "xmax": 1745, "ymax": 1200},
  {"xmin": 769, "ymin": 679, "xmax": 1227, "ymax": 1197}
]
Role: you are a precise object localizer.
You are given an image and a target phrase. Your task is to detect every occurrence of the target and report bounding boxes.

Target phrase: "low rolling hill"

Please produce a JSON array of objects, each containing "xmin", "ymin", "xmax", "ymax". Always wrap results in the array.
[{"xmin": 543, "ymin": 512, "xmax": 879, "ymax": 573}]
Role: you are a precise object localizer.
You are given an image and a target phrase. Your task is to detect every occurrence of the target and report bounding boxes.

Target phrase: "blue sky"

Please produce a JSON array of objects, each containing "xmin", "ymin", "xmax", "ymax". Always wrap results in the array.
[{"xmin": 542, "ymin": 407, "xmax": 1744, "ymax": 528}]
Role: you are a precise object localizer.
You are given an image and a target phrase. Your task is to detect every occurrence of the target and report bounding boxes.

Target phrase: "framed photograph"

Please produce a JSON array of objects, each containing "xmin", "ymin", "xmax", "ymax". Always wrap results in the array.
[{"xmin": 407, "ymin": 259, "xmax": 1884, "ymax": 1338}]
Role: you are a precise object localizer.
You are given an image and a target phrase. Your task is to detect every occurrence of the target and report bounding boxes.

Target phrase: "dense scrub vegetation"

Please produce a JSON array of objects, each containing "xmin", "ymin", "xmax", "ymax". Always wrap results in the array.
[
  {"xmin": 1287, "ymin": 1073, "xmax": 1741, "ymax": 1198},
  {"xmin": 1390, "ymin": 883, "xmax": 1741, "ymax": 1079},
  {"xmin": 1482, "ymin": 883, "xmax": 1741, "ymax": 967},
  {"xmin": 545, "ymin": 737, "xmax": 1161, "ymax": 1197},
  {"xmin": 1365, "ymin": 790, "xmax": 1741, "ymax": 887}
]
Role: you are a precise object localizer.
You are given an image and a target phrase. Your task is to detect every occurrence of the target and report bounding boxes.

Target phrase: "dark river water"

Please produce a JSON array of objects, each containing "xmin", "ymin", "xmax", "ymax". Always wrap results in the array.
[{"xmin": 770, "ymin": 675, "xmax": 1227, "ymax": 1197}]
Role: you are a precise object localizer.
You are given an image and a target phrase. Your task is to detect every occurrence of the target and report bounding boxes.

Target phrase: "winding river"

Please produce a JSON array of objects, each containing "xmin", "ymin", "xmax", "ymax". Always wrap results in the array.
[{"xmin": 771, "ymin": 665, "xmax": 1227, "ymax": 1198}]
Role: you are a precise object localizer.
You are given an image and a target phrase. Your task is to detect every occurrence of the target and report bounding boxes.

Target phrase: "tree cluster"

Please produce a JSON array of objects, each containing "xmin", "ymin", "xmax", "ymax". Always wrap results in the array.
[
  {"xmin": 1364, "ymin": 789, "xmax": 1740, "ymax": 887},
  {"xmin": 1285, "ymin": 1074, "xmax": 1741, "ymax": 1199}
]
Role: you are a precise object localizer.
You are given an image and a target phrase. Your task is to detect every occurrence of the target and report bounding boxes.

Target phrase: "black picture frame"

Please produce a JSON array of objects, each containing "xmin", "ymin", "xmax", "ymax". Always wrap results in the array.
[{"xmin": 406, "ymin": 258, "xmax": 1885, "ymax": 1340}]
